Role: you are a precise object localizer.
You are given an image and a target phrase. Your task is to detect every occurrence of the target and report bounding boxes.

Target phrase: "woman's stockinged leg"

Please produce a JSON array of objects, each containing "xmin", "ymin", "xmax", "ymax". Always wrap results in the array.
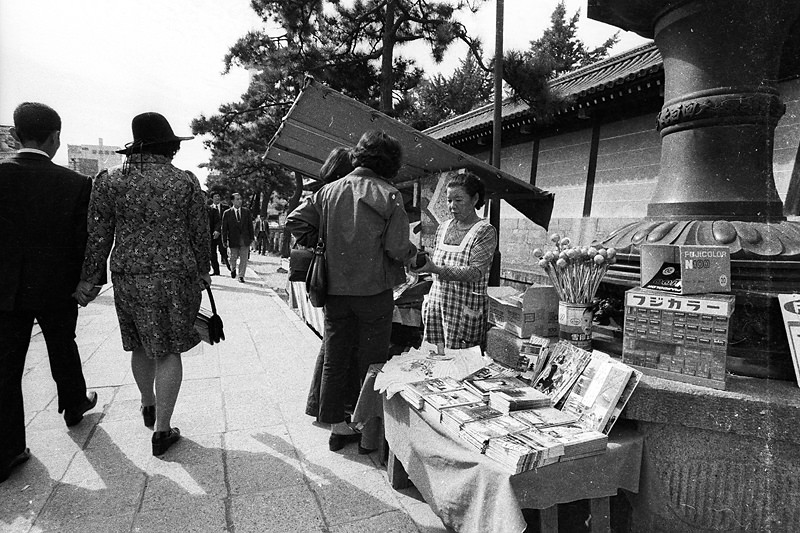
[
  {"xmin": 131, "ymin": 346, "xmax": 156, "ymax": 407},
  {"xmin": 154, "ymin": 353, "xmax": 182, "ymax": 433}
]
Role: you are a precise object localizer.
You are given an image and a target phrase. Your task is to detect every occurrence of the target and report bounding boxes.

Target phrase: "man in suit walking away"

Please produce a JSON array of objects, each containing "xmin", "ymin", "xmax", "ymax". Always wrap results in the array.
[
  {"xmin": 221, "ymin": 192, "xmax": 254, "ymax": 283},
  {"xmin": 0, "ymin": 102, "xmax": 99, "ymax": 483},
  {"xmin": 208, "ymin": 191, "xmax": 229, "ymax": 274}
]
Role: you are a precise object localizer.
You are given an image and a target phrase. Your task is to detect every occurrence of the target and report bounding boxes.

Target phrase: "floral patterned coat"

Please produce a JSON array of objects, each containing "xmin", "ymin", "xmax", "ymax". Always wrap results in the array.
[{"xmin": 81, "ymin": 154, "xmax": 210, "ymax": 284}]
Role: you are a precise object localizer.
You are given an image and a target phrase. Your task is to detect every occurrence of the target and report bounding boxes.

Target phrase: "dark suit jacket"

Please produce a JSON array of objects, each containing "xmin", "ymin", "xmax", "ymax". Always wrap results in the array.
[
  {"xmin": 221, "ymin": 206, "xmax": 254, "ymax": 248},
  {"xmin": 0, "ymin": 152, "xmax": 100, "ymax": 311},
  {"xmin": 207, "ymin": 202, "xmax": 227, "ymax": 236}
]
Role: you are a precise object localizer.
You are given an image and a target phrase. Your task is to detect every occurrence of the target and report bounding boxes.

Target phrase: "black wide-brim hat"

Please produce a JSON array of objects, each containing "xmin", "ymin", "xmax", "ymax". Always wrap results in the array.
[{"xmin": 116, "ymin": 112, "xmax": 194, "ymax": 155}]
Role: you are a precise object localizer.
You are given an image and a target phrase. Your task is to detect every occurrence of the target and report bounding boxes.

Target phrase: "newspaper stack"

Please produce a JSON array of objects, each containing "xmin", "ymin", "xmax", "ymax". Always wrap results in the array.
[
  {"xmin": 400, "ymin": 377, "xmax": 464, "ymax": 410},
  {"xmin": 510, "ymin": 406, "xmax": 579, "ymax": 428},
  {"xmin": 539, "ymin": 423, "xmax": 608, "ymax": 459},
  {"xmin": 484, "ymin": 427, "xmax": 566, "ymax": 473},
  {"xmin": 488, "ymin": 386, "xmax": 551, "ymax": 413},
  {"xmin": 440, "ymin": 403, "xmax": 503, "ymax": 435},
  {"xmin": 462, "ymin": 375, "xmax": 530, "ymax": 401},
  {"xmin": 459, "ymin": 414, "xmax": 530, "ymax": 452}
]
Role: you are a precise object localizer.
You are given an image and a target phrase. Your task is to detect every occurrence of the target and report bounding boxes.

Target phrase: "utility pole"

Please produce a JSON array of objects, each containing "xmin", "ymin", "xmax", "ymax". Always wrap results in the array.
[{"xmin": 489, "ymin": 0, "xmax": 504, "ymax": 286}]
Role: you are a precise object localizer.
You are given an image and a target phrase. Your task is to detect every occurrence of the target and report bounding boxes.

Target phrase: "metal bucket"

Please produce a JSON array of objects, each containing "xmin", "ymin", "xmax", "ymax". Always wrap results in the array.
[{"xmin": 558, "ymin": 301, "xmax": 593, "ymax": 350}]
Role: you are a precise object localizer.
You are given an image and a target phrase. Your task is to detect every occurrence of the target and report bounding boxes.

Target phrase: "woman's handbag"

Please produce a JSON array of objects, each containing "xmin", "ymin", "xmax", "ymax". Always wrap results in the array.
[
  {"xmin": 289, "ymin": 246, "xmax": 314, "ymax": 282},
  {"xmin": 305, "ymin": 237, "xmax": 328, "ymax": 308},
  {"xmin": 195, "ymin": 286, "xmax": 225, "ymax": 344}
]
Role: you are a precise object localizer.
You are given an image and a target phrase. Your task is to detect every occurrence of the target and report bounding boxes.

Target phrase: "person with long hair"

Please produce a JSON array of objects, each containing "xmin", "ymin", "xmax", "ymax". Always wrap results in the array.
[
  {"xmin": 287, "ymin": 133, "xmax": 416, "ymax": 452},
  {"xmin": 76, "ymin": 112, "xmax": 211, "ymax": 456}
]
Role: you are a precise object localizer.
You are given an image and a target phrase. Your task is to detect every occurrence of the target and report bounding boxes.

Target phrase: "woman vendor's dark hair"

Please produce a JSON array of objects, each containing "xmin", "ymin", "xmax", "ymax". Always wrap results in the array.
[
  {"xmin": 319, "ymin": 147, "xmax": 354, "ymax": 183},
  {"xmin": 351, "ymin": 130, "xmax": 403, "ymax": 180},
  {"xmin": 447, "ymin": 171, "xmax": 486, "ymax": 209}
]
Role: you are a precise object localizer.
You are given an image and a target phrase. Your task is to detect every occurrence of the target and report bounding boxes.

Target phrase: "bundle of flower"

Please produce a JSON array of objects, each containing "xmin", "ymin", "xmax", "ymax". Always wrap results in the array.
[{"xmin": 533, "ymin": 234, "xmax": 617, "ymax": 304}]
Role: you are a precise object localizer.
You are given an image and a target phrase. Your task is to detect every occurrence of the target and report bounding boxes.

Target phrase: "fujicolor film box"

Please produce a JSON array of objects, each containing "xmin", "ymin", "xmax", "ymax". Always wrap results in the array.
[{"xmin": 640, "ymin": 244, "xmax": 731, "ymax": 295}]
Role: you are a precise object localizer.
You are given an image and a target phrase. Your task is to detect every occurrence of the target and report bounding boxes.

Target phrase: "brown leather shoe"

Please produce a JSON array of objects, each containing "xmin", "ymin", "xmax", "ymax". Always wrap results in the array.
[{"xmin": 64, "ymin": 391, "xmax": 98, "ymax": 427}]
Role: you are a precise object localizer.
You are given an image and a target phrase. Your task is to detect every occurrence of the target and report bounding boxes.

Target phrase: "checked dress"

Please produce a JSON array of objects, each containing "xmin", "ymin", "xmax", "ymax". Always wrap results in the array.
[{"xmin": 422, "ymin": 218, "xmax": 497, "ymax": 349}]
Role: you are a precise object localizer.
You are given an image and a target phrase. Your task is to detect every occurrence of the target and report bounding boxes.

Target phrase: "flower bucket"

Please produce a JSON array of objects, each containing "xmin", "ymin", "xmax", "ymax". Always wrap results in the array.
[{"xmin": 558, "ymin": 301, "xmax": 593, "ymax": 350}]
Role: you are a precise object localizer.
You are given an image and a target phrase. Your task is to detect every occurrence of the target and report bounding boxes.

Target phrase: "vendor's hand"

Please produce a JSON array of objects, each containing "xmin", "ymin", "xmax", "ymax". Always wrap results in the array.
[
  {"xmin": 411, "ymin": 256, "xmax": 438, "ymax": 275},
  {"xmin": 213, "ymin": 230, "xmax": 220, "ymax": 239},
  {"xmin": 199, "ymin": 272, "xmax": 212, "ymax": 289}
]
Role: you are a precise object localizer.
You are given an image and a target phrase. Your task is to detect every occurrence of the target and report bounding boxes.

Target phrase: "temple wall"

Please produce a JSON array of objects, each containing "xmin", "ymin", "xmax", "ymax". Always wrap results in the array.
[{"xmin": 492, "ymin": 77, "xmax": 800, "ymax": 269}]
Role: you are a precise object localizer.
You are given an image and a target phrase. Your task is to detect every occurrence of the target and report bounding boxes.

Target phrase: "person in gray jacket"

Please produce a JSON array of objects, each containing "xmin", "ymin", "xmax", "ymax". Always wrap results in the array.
[{"xmin": 286, "ymin": 131, "xmax": 416, "ymax": 451}]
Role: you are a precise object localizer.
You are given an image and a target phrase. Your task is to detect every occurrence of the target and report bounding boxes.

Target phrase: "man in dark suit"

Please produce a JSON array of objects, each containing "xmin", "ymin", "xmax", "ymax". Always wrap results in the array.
[
  {"xmin": 0, "ymin": 102, "xmax": 99, "ymax": 483},
  {"xmin": 221, "ymin": 192, "xmax": 254, "ymax": 283},
  {"xmin": 207, "ymin": 191, "xmax": 229, "ymax": 275}
]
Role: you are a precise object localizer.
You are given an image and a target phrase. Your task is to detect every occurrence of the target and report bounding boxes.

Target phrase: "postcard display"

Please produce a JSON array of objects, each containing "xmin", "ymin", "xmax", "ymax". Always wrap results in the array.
[{"xmin": 622, "ymin": 288, "xmax": 735, "ymax": 390}]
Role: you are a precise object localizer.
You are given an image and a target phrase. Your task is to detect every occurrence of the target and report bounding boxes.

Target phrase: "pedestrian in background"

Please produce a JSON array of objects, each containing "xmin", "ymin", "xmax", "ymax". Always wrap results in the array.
[
  {"xmin": 0, "ymin": 102, "xmax": 99, "ymax": 483},
  {"xmin": 254, "ymin": 214, "xmax": 268, "ymax": 255},
  {"xmin": 287, "ymin": 132, "xmax": 416, "ymax": 452},
  {"xmin": 208, "ymin": 191, "xmax": 228, "ymax": 275},
  {"xmin": 77, "ymin": 112, "xmax": 211, "ymax": 457},
  {"xmin": 221, "ymin": 192, "xmax": 254, "ymax": 283}
]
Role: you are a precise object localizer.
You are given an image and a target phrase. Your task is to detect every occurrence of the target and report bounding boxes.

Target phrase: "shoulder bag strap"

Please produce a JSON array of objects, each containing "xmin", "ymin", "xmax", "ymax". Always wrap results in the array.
[{"xmin": 206, "ymin": 286, "xmax": 217, "ymax": 315}]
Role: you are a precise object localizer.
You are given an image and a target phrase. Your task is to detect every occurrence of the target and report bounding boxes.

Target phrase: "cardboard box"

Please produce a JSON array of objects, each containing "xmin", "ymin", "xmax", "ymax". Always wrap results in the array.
[
  {"xmin": 487, "ymin": 285, "xmax": 559, "ymax": 339},
  {"xmin": 640, "ymin": 244, "xmax": 731, "ymax": 295},
  {"xmin": 622, "ymin": 288, "xmax": 735, "ymax": 390}
]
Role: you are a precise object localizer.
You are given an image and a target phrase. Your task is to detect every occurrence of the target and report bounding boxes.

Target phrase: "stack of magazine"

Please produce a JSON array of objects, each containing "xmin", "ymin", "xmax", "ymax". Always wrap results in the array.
[
  {"xmin": 539, "ymin": 423, "xmax": 608, "ymax": 460},
  {"xmin": 423, "ymin": 388, "xmax": 484, "ymax": 411},
  {"xmin": 509, "ymin": 406, "xmax": 579, "ymax": 428},
  {"xmin": 462, "ymin": 375, "xmax": 530, "ymax": 401},
  {"xmin": 400, "ymin": 377, "xmax": 463, "ymax": 409},
  {"xmin": 484, "ymin": 427, "xmax": 565, "ymax": 473},
  {"xmin": 460, "ymin": 414, "xmax": 530, "ymax": 452},
  {"xmin": 440, "ymin": 403, "xmax": 503, "ymax": 435},
  {"xmin": 488, "ymin": 386, "xmax": 552, "ymax": 413}
]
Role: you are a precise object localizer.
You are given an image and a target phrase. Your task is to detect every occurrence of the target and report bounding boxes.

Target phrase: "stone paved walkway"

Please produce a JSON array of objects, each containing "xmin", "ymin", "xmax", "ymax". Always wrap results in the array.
[{"xmin": 0, "ymin": 253, "xmax": 448, "ymax": 533}]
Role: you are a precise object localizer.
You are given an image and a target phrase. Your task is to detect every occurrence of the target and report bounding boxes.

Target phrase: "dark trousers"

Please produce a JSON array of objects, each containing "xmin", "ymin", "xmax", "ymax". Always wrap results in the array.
[
  {"xmin": 319, "ymin": 290, "xmax": 393, "ymax": 424},
  {"xmin": 211, "ymin": 236, "xmax": 228, "ymax": 272},
  {"xmin": 305, "ymin": 344, "xmax": 360, "ymax": 419},
  {"xmin": 256, "ymin": 231, "xmax": 268, "ymax": 254},
  {"xmin": 0, "ymin": 304, "xmax": 87, "ymax": 462}
]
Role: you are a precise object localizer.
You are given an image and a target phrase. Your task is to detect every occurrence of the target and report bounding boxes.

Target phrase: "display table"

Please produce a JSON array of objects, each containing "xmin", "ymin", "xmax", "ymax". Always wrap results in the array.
[{"xmin": 383, "ymin": 395, "xmax": 643, "ymax": 533}]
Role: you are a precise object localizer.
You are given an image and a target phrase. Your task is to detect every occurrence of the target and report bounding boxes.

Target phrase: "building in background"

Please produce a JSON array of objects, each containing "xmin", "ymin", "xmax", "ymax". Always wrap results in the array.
[
  {"xmin": 67, "ymin": 138, "xmax": 124, "ymax": 176},
  {"xmin": 0, "ymin": 125, "xmax": 20, "ymax": 160}
]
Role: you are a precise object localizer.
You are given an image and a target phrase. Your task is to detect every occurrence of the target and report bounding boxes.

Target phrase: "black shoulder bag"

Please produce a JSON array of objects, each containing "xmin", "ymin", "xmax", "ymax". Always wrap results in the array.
[
  {"xmin": 305, "ymin": 209, "xmax": 328, "ymax": 308},
  {"xmin": 195, "ymin": 286, "xmax": 225, "ymax": 344}
]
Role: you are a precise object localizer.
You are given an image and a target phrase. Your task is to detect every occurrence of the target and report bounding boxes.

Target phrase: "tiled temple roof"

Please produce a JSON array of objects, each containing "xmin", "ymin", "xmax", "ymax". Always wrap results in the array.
[{"xmin": 424, "ymin": 42, "xmax": 662, "ymax": 142}]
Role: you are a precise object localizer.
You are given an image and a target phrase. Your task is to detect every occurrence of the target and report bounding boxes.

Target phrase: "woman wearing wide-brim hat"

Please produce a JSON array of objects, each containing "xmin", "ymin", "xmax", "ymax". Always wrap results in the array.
[{"xmin": 77, "ymin": 112, "xmax": 211, "ymax": 456}]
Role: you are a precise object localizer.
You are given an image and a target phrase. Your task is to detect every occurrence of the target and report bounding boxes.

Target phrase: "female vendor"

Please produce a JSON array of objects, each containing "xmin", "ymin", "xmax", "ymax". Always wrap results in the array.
[{"xmin": 414, "ymin": 171, "xmax": 498, "ymax": 350}]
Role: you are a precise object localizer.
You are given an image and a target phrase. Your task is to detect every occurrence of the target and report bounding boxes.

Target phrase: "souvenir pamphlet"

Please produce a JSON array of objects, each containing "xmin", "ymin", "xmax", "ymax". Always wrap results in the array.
[
  {"xmin": 440, "ymin": 404, "xmax": 503, "ymax": 434},
  {"xmin": 510, "ymin": 406, "xmax": 579, "ymax": 428},
  {"xmin": 462, "ymin": 375, "xmax": 530, "ymax": 401},
  {"xmin": 488, "ymin": 386, "xmax": 551, "ymax": 413}
]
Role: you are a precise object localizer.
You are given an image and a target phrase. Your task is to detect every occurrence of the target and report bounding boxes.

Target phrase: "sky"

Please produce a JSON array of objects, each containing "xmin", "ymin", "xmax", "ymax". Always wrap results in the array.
[{"xmin": 0, "ymin": 0, "xmax": 648, "ymax": 187}]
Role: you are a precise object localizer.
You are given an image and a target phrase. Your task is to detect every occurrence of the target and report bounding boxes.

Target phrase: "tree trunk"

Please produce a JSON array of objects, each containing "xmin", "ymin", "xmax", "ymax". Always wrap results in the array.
[
  {"xmin": 281, "ymin": 172, "xmax": 304, "ymax": 259},
  {"xmin": 379, "ymin": 0, "xmax": 396, "ymax": 114}
]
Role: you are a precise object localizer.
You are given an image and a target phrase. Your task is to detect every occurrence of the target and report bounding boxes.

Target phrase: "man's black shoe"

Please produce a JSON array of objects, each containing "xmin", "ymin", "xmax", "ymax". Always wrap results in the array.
[
  {"xmin": 0, "ymin": 448, "xmax": 30, "ymax": 483},
  {"xmin": 64, "ymin": 391, "xmax": 98, "ymax": 427},
  {"xmin": 231, "ymin": 270, "xmax": 236, "ymax": 278}
]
